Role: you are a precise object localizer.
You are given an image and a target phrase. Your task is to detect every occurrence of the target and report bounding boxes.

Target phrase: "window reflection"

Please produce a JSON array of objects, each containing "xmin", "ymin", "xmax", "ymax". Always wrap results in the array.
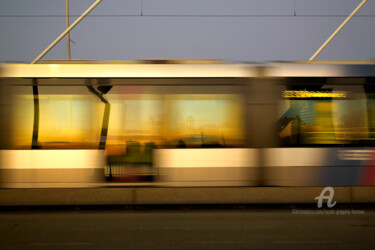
[{"xmin": 280, "ymin": 84, "xmax": 375, "ymax": 146}]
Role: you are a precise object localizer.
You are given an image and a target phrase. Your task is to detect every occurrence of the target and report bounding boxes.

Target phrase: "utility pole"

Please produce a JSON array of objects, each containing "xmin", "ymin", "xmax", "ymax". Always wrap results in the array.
[{"xmin": 66, "ymin": 0, "xmax": 70, "ymax": 60}]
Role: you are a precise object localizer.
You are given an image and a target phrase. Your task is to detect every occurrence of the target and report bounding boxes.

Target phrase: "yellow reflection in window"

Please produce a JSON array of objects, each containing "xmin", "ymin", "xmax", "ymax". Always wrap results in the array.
[
  {"xmin": 165, "ymin": 94, "xmax": 244, "ymax": 147},
  {"xmin": 13, "ymin": 94, "xmax": 101, "ymax": 149},
  {"xmin": 280, "ymin": 98, "xmax": 370, "ymax": 145},
  {"xmin": 106, "ymin": 94, "xmax": 164, "ymax": 155},
  {"xmin": 12, "ymin": 95, "xmax": 33, "ymax": 148}
]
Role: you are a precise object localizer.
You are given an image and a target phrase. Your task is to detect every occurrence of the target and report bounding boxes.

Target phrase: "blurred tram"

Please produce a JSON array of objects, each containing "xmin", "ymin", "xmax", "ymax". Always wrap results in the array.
[
  {"xmin": 264, "ymin": 61, "xmax": 375, "ymax": 186},
  {"xmin": 0, "ymin": 60, "xmax": 375, "ymax": 187}
]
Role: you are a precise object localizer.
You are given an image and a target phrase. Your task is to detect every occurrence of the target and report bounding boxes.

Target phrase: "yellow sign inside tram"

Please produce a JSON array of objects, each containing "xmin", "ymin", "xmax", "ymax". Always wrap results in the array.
[{"xmin": 282, "ymin": 90, "xmax": 347, "ymax": 98}]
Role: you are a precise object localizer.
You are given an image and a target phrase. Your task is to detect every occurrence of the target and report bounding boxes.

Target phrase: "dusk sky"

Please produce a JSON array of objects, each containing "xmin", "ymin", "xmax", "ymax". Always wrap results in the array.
[{"xmin": 0, "ymin": 0, "xmax": 374, "ymax": 63}]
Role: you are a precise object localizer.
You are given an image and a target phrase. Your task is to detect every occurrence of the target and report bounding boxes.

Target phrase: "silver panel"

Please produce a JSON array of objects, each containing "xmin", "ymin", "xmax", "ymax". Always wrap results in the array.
[
  {"xmin": 157, "ymin": 167, "xmax": 259, "ymax": 187},
  {"xmin": 263, "ymin": 148, "xmax": 368, "ymax": 186},
  {"xmin": 0, "ymin": 150, "xmax": 105, "ymax": 188},
  {"xmin": 264, "ymin": 148, "xmax": 333, "ymax": 167},
  {"xmin": 154, "ymin": 149, "xmax": 259, "ymax": 186},
  {"xmin": 264, "ymin": 166, "xmax": 367, "ymax": 186},
  {"xmin": 264, "ymin": 167, "xmax": 321, "ymax": 186},
  {"xmin": 155, "ymin": 149, "xmax": 258, "ymax": 168},
  {"xmin": 0, "ymin": 150, "xmax": 104, "ymax": 169},
  {"xmin": 0, "ymin": 169, "xmax": 104, "ymax": 188},
  {"xmin": 263, "ymin": 148, "xmax": 329, "ymax": 186}
]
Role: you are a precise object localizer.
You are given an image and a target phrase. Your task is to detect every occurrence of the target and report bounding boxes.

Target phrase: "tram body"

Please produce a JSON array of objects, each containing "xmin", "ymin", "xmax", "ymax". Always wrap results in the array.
[
  {"xmin": 0, "ymin": 61, "xmax": 374, "ymax": 187},
  {"xmin": 264, "ymin": 62, "xmax": 375, "ymax": 186}
]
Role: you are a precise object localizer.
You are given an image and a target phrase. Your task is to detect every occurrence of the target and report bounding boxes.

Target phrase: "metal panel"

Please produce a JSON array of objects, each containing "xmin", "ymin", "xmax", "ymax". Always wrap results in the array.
[
  {"xmin": 263, "ymin": 148, "xmax": 373, "ymax": 186},
  {"xmin": 0, "ymin": 150, "xmax": 104, "ymax": 169},
  {"xmin": 264, "ymin": 148, "xmax": 375, "ymax": 167},
  {"xmin": 264, "ymin": 166, "xmax": 365, "ymax": 186},
  {"xmin": 264, "ymin": 148, "xmax": 335, "ymax": 167},
  {"xmin": 297, "ymin": 0, "xmax": 375, "ymax": 16},
  {"xmin": 0, "ymin": 150, "xmax": 105, "ymax": 188},
  {"xmin": 155, "ymin": 149, "xmax": 258, "ymax": 168},
  {"xmin": 154, "ymin": 149, "xmax": 259, "ymax": 186},
  {"xmin": 142, "ymin": 0, "xmax": 294, "ymax": 16}
]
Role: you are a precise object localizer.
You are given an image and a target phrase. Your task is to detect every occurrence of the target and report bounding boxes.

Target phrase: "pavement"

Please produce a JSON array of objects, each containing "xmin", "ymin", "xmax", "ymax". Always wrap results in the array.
[{"xmin": 0, "ymin": 206, "xmax": 374, "ymax": 249}]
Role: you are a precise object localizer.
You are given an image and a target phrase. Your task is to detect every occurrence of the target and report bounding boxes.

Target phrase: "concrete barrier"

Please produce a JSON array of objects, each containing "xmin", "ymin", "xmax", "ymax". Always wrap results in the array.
[
  {"xmin": 0, "ymin": 187, "xmax": 372, "ymax": 206},
  {"xmin": 0, "ymin": 188, "xmax": 134, "ymax": 206},
  {"xmin": 351, "ymin": 187, "xmax": 375, "ymax": 203}
]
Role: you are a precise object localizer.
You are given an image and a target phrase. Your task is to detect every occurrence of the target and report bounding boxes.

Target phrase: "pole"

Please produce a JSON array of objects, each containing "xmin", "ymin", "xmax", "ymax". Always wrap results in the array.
[
  {"xmin": 31, "ymin": 0, "xmax": 102, "ymax": 64},
  {"xmin": 309, "ymin": 0, "xmax": 367, "ymax": 61},
  {"xmin": 32, "ymin": 79, "xmax": 40, "ymax": 149},
  {"xmin": 66, "ymin": 0, "xmax": 70, "ymax": 60}
]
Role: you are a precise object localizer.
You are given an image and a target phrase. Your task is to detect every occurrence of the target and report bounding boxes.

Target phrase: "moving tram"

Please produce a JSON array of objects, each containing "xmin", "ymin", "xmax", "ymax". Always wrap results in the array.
[
  {"xmin": 265, "ymin": 61, "xmax": 375, "ymax": 186},
  {"xmin": 0, "ymin": 60, "xmax": 374, "ymax": 187}
]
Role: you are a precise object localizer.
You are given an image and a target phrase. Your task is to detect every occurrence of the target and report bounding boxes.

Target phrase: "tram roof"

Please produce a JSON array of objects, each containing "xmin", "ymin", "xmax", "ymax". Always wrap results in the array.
[
  {"xmin": 266, "ymin": 61, "xmax": 375, "ymax": 77},
  {"xmin": 0, "ymin": 60, "xmax": 255, "ymax": 78},
  {"xmin": 2, "ymin": 60, "xmax": 375, "ymax": 78}
]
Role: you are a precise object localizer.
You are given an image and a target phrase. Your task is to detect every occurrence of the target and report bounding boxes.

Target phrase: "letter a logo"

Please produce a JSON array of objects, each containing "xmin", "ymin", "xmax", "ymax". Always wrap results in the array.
[{"xmin": 315, "ymin": 187, "xmax": 336, "ymax": 208}]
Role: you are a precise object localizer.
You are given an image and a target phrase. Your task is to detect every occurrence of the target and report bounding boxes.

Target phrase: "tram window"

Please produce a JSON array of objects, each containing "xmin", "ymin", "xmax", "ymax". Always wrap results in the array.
[
  {"xmin": 104, "ymin": 85, "xmax": 245, "ymax": 154},
  {"xmin": 165, "ymin": 94, "xmax": 245, "ymax": 148},
  {"xmin": 279, "ymin": 80, "xmax": 375, "ymax": 146},
  {"xmin": 12, "ymin": 83, "xmax": 102, "ymax": 149},
  {"xmin": 105, "ymin": 92, "xmax": 164, "ymax": 156},
  {"xmin": 8, "ymin": 79, "xmax": 245, "ymax": 150}
]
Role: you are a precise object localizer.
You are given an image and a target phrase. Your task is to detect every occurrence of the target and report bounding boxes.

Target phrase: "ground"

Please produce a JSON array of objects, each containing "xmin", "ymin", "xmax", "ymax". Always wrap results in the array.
[{"xmin": 0, "ymin": 205, "xmax": 374, "ymax": 249}]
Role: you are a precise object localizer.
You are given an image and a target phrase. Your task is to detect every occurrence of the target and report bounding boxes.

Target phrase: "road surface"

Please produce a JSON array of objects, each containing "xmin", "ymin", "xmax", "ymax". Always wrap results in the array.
[{"xmin": 0, "ymin": 206, "xmax": 374, "ymax": 249}]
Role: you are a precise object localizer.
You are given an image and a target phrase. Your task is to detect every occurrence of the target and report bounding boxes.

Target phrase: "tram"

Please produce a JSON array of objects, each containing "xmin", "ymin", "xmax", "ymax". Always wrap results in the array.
[{"xmin": 0, "ymin": 60, "xmax": 374, "ymax": 187}]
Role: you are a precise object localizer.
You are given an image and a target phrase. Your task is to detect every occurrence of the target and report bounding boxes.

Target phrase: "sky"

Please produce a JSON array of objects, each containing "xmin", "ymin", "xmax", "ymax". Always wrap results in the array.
[{"xmin": 0, "ymin": 0, "xmax": 374, "ymax": 63}]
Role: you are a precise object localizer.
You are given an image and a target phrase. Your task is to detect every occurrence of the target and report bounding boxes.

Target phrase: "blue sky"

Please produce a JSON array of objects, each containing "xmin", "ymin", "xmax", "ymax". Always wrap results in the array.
[{"xmin": 0, "ymin": 0, "xmax": 374, "ymax": 63}]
